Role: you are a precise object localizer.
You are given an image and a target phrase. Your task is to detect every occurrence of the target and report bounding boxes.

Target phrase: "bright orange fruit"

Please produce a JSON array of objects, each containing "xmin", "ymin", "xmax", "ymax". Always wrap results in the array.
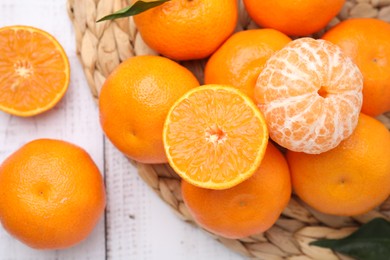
[
  {"xmin": 182, "ymin": 142, "xmax": 291, "ymax": 239},
  {"xmin": 0, "ymin": 139, "xmax": 106, "ymax": 249},
  {"xmin": 0, "ymin": 25, "xmax": 70, "ymax": 117},
  {"xmin": 204, "ymin": 29, "xmax": 291, "ymax": 100},
  {"xmin": 243, "ymin": 0, "xmax": 345, "ymax": 36},
  {"xmin": 322, "ymin": 18, "xmax": 390, "ymax": 116},
  {"xmin": 132, "ymin": 0, "xmax": 238, "ymax": 60},
  {"xmin": 99, "ymin": 55, "xmax": 199, "ymax": 164},
  {"xmin": 163, "ymin": 85, "xmax": 269, "ymax": 190},
  {"xmin": 287, "ymin": 114, "xmax": 390, "ymax": 216},
  {"xmin": 255, "ymin": 37, "xmax": 363, "ymax": 154}
]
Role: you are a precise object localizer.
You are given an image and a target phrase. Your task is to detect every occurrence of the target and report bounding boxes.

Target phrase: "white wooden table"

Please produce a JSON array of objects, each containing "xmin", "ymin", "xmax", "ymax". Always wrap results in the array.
[{"xmin": 0, "ymin": 1, "xmax": 246, "ymax": 259}]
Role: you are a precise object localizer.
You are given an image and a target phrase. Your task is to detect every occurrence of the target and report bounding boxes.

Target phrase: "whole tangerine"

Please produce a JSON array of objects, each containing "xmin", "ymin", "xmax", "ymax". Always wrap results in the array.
[
  {"xmin": 99, "ymin": 55, "xmax": 199, "ymax": 164},
  {"xmin": 0, "ymin": 25, "xmax": 70, "ymax": 117},
  {"xmin": 0, "ymin": 139, "xmax": 106, "ymax": 249},
  {"xmin": 322, "ymin": 18, "xmax": 390, "ymax": 116},
  {"xmin": 287, "ymin": 114, "xmax": 390, "ymax": 216},
  {"xmin": 182, "ymin": 142, "xmax": 291, "ymax": 238},
  {"xmin": 132, "ymin": 0, "xmax": 238, "ymax": 60},
  {"xmin": 204, "ymin": 29, "xmax": 291, "ymax": 100},
  {"xmin": 243, "ymin": 0, "xmax": 345, "ymax": 36}
]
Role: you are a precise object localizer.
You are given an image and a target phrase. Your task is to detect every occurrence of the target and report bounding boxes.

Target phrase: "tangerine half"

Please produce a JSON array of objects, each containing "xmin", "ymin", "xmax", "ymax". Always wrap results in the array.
[
  {"xmin": 0, "ymin": 25, "xmax": 70, "ymax": 117},
  {"xmin": 163, "ymin": 85, "xmax": 268, "ymax": 190}
]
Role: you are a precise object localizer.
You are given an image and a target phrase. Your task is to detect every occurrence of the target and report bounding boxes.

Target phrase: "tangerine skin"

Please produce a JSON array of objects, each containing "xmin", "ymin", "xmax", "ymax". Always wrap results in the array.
[
  {"xmin": 287, "ymin": 114, "xmax": 390, "ymax": 216},
  {"xmin": 132, "ymin": 0, "xmax": 238, "ymax": 60},
  {"xmin": 204, "ymin": 29, "xmax": 292, "ymax": 100},
  {"xmin": 0, "ymin": 139, "xmax": 106, "ymax": 249},
  {"xmin": 182, "ymin": 143, "xmax": 291, "ymax": 239},
  {"xmin": 243, "ymin": 0, "xmax": 345, "ymax": 36},
  {"xmin": 322, "ymin": 18, "xmax": 390, "ymax": 116},
  {"xmin": 99, "ymin": 55, "xmax": 199, "ymax": 164}
]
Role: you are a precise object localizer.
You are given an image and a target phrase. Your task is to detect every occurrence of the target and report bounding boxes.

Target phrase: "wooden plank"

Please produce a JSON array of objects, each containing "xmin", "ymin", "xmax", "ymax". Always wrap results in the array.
[{"xmin": 0, "ymin": 0, "xmax": 106, "ymax": 259}]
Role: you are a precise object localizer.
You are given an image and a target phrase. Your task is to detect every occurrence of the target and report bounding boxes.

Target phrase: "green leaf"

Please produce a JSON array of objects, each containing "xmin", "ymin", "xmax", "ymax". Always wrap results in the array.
[
  {"xmin": 310, "ymin": 218, "xmax": 390, "ymax": 260},
  {"xmin": 96, "ymin": 0, "xmax": 171, "ymax": 22}
]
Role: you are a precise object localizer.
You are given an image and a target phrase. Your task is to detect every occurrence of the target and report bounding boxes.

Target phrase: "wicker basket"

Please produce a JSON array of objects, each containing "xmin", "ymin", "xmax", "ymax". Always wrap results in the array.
[{"xmin": 67, "ymin": 0, "xmax": 390, "ymax": 258}]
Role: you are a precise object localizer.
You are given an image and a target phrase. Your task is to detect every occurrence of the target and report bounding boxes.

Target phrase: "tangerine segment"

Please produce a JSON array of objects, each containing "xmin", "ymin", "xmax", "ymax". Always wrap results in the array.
[
  {"xmin": 163, "ymin": 85, "xmax": 269, "ymax": 190},
  {"xmin": 255, "ymin": 38, "xmax": 363, "ymax": 154},
  {"xmin": 0, "ymin": 25, "xmax": 70, "ymax": 117}
]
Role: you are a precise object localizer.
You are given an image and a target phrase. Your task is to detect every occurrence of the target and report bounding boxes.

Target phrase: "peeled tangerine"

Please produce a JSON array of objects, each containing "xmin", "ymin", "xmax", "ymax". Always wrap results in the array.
[{"xmin": 255, "ymin": 37, "xmax": 363, "ymax": 154}]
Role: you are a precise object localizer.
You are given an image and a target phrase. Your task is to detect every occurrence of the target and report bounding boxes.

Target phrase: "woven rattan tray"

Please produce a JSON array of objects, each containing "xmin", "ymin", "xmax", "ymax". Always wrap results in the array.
[{"xmin": 67, "ymin": 0, "xmax": 390, "ymax": 258}]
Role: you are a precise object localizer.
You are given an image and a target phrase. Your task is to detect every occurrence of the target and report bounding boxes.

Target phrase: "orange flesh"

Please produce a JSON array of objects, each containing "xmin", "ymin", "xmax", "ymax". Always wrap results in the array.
[
  {"xmin": 0, "ymin": 26, "xmax": 69, "ymax": 116},
  {"xmin": 254, "ymin": 38, "xmax": 363, "ymax": 154},
  {"xmin": 164, "ymin": 86, "xmax": 268, "ymax": 189}
]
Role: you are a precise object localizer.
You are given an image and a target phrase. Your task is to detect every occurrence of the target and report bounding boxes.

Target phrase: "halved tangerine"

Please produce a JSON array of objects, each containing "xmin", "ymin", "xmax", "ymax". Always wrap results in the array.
[
  {"xmin": 0, "ymin": 25, "xmax": 70, "ymax": 117},
  {"xmin": 163, "ymin": 85, "xmax": 269, "ymax": 190}
]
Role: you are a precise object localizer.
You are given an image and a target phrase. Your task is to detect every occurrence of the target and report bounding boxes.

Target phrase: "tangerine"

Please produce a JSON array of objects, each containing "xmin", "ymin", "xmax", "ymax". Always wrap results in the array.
[
  {"xmin": 132, "ymin": 0, "xmax": 238, "ymax": 60},
  {"xmin": 287, "ymin": 114, "xmax": 390, "ymax": 216},
  {"xmin": 99, "ymin": 55, "xmax": 199, "ymax": 164},
  {"xmin": 182, "ymin": 142, "xmax": 291, "ymax": 238},
  {"xmin": 322, "ymin": 18, "xmax": 390, "ymax": 116},
  {"xmin": 254, "ymin": 37, "xmax": 363, "ymax": 154},
  {"xmin": 243, "ymin": 0, "xmax": 345, "ymax": 36},
  {"xmin": 204, "ymin": 29, "xmax": 291, "ymax": 100},
  {"xmin": 0, "ymin": 139, "xmax": 106, "ymax": 249},
  {"xmin": 0, "ymin": 25, "xmax": 70, "ymax": 117}
]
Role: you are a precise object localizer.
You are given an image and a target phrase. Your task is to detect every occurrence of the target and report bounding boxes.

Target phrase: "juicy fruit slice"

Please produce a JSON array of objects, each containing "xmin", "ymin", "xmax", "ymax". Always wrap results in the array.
[
  {"xmin": 255, "ymin": 37, "xmax": 363, "ymax": 154},
  {"xmin": 0, "ymin": 25, "xmax": 70, "ymax": 117},
  {"xmin": 163, "ymin": 85, "xmax": 269, "ymax": 190}
]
